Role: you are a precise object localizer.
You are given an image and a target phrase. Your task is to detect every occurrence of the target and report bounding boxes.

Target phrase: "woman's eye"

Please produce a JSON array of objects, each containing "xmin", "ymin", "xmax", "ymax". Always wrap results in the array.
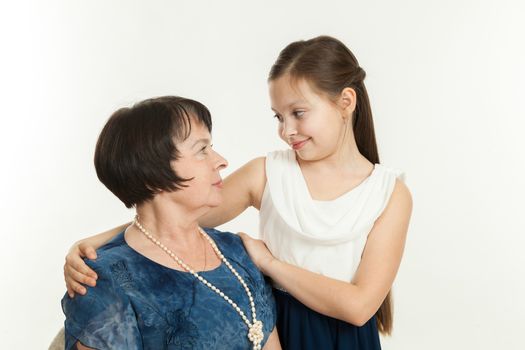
[
  {"xmin": 273, "ymin": 114, "xmax": 283, "ymax": 122},
  {"xmin": 200, "ymin": 146, "xmax": 208, "ymax": 154}
]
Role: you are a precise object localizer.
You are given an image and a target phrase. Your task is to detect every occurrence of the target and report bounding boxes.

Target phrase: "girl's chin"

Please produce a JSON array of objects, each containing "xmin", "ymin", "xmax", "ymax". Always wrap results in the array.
[
  {"xmin": 295, "ymin": 149, "xmax": 328, "ymax": 163},
  {"xmin": 294, "ymin": 148, "xmax": 314, "ymax": 159}
]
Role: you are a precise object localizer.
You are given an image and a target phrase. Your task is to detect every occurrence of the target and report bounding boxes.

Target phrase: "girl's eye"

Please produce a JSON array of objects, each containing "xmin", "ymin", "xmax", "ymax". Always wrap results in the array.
[
  {"xmin": 273, "ymin": 114, "xmax": 283, "ymax": 122},
  {"xmin": 200, "ymin": 145, "xmax": 209, "ymax": 154},
  {"xmin": 293, "ymin": 110, "xmax": 305, "ymax": 118}
]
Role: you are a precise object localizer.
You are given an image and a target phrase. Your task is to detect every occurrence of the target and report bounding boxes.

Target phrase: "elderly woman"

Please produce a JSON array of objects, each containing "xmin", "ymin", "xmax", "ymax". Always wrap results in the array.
[{"xmin": 62, "ymin": 96, "xmax": 279, "ymax": 349}]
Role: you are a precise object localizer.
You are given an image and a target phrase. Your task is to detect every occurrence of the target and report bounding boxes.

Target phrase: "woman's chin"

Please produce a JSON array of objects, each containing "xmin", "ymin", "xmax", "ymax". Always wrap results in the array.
[{"xmin": 207, "ymin": 196, "xmax": 223, "ymax": 208}]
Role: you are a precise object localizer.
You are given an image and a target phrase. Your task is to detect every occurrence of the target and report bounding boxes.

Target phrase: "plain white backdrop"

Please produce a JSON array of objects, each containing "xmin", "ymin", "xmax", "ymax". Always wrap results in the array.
[{"xmin": 1, "ymin": 1, "xmax": 524, "ymax": 349}]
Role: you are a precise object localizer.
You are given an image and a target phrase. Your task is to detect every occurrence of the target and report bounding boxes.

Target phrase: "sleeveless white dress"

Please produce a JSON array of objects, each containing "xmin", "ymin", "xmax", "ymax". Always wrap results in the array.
[
  {"xmin": 259, "ymin": 149, "xmax": 404, "ymax": 349},
  {"xmin": 259, "ymin": 149, "xmax": 404, "ymax": 283}
]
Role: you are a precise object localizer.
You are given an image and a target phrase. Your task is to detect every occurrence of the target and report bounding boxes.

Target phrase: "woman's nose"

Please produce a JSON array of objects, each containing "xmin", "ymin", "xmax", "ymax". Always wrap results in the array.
[{"xmin": 214, "ymin": 150, "xmax": 228, "ymax": 171}]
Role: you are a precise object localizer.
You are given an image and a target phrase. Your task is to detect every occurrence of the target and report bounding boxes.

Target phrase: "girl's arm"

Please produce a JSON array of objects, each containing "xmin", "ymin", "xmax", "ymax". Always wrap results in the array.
[
  {"xmin": 199, "ymin": 157, "xmax": 267, "ymax": 227},
  {"xmin": 76, "ymin": 342, "xmax": 93, "ymax": 350},
  {"xmin": 241, "ymin": 180, "xmax": 412, "ymax": 326},
  {"xmin": 65, "ymin": 157, "xmax": 267, "ymax": 296},
  {"xmin": 64, "ymin": 223, "xmax": 129, "ymax": 296},
  {"xmin": 262, "ymin": 328, "xmax": 281, "ymax": 350}
]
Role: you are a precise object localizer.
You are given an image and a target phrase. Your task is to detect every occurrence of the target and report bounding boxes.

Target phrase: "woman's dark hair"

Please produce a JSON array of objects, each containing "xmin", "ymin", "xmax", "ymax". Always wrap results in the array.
[
  {"xmin": 94, "ymin": 96, "xmax": 212, "ymax": 208},
  {"xmin": 269, "ymin": 36, "xmax": 392, "ymax": 335}
]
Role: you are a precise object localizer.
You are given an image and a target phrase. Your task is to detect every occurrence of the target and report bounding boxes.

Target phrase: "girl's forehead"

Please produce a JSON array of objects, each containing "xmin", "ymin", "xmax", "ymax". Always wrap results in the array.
[{"xmin": 270, "ymin": 76, "xmax": 323, "ymax": 107}]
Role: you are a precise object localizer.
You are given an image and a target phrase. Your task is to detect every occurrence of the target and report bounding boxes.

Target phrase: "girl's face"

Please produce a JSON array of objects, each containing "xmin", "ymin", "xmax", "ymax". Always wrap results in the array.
[{"xmin": 269, "ymin": 75, "xmax": 350, "ymax": 162}]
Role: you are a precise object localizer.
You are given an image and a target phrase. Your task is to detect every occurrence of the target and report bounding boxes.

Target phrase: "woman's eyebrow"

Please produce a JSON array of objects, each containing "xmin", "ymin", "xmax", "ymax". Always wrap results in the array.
[{"xmin": 191, "ymin": 138, "xmax": 211, "ymax": 149}]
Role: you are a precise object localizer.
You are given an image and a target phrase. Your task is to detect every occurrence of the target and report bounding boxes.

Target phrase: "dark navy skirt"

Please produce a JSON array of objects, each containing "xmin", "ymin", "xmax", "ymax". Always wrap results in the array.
[{"xmin": 274, "ymin": 288, "xmax": 382, "ymax": 350}]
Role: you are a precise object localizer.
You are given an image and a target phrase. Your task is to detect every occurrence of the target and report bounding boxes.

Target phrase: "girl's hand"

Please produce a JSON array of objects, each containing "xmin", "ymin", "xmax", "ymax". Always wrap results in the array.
[
  {"xmin": 238, "ymin": 232, "xmax": 276, "ymax": 274},
  {"xmin": 64, "ymin": 242, "xmax": 98, "ymax": 298}
]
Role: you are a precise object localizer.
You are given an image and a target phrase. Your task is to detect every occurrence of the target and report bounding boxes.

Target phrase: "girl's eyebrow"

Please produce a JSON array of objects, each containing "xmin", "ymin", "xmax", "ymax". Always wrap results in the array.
[{"xmin": 272, "ymin": 100, "xmax": 308, "ymax": 113}]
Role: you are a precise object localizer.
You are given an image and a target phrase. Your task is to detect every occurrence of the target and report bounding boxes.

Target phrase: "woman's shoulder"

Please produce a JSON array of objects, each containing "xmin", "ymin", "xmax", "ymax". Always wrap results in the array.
[
  {"xmin": 203, "ymin": 228, "xmax": 242, "ymax": 249},
  {"xmin": 63, "ymin": 235, "xmax": 130, "ymax": 309},
  {"xmin": 202, "ymin": 228, "xmax": 255, "ymax": 263},
  {"xmin": 85, "ymin": 231, "xmax": 130, "ymax": 271},
  {"xmin": 64, "ymin": 233, "xmax": 134, "ymax": 315}
]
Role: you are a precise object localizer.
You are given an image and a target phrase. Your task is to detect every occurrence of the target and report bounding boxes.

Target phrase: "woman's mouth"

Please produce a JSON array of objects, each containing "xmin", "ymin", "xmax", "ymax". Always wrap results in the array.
[{"xmin": 213, "ymin": 180, "xmax": 224, "ymax": 188}]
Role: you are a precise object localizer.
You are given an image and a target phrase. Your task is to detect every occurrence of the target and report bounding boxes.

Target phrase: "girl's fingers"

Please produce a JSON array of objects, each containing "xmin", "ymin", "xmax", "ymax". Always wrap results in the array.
[
  {"xmin": 79, "ymin": 244, "xmax": 97, "ymax": 260},
  {"xmin": 72, "ymin": 282, "xmax": 87, "ymax": 295},
  {"xmin": 65, "ymin": 263, "xmax": 97, "ymax": 288},
  {"xmin": 66, "ymin": 285, "xmax": 75, "ymax": 299},
  {"xmin": 64, "ymin": 263, "xmax": 88, "ymax": 296},
  {"xmin": 238, "ymin": 232, "xmax": 250, "ymax": 242},
  {"xmin": 65, "ymin": 254, "xmax": 98, "ymax": 280}
]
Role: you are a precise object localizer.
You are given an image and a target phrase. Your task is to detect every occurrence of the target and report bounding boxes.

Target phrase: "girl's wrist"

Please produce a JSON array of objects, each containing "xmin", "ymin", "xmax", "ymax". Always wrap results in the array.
[{"xmin": 261, "ymin": 257, "xmax": 279, "ymax": 276}]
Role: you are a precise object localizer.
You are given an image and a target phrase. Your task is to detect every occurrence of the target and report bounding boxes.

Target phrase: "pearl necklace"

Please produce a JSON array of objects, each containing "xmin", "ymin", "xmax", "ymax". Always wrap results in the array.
[{"xmin": 133, "ymin": 216, "xmax": 264, "ymax": 350}]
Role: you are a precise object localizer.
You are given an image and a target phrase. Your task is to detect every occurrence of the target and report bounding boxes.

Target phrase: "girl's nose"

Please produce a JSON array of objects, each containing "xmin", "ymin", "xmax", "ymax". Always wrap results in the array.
[{"xmin": 281, "ymin": 119, "xmax": 297, "ymax": 138}]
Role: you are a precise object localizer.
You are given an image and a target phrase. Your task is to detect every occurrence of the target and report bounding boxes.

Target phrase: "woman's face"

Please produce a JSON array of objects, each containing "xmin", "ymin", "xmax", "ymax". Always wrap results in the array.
[
  {"xmin": 168, "ymin": 119, "xmax": 228, "ymax": 210},
  {"xmin": 269, "ymin": 75, "xmax": 349, "ymax": 162}
]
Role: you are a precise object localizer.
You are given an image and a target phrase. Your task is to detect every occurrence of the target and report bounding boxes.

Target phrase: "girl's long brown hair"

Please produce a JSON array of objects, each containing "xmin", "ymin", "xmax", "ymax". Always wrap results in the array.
[{"xmin": 268, "ymin": 35, "xmax": 392, "ymax": 335}]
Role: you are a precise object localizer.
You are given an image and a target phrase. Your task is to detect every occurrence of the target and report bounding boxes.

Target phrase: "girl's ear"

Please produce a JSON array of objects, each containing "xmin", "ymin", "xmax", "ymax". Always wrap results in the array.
[{"xmin": 338, "ymin": 87, "xmax": 357, "ymax": 120}]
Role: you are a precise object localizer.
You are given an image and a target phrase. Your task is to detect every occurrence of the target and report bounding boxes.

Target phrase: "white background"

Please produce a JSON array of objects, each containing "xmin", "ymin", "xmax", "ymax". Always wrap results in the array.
[{"xmin": 1, "ymin": 1, "xmax": 524, "ymax": 349}]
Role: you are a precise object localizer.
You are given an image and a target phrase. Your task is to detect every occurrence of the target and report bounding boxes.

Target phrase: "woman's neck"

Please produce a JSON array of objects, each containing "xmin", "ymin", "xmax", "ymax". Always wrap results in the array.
[
  {"xmin": 125, "ymin": 199, "xmax": 219, "ymax": 273},
  {"xmin": 134, "ymin": 199, "xmax": 204, "ymax": 249}
]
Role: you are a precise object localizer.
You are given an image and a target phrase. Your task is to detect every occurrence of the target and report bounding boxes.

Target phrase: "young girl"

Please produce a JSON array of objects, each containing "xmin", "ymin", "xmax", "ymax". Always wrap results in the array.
[{"xmin": 64, "ymin": 36, "xmax": 412, "ymax": 349}]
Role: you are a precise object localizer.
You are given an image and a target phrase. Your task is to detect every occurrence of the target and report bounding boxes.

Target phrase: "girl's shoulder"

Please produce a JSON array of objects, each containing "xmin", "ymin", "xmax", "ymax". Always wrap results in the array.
[
  {"xmin": 374, "ymin": 163, "xmax": 405, "ymax": 181},
  {"xmin": 373, "ymin": 164, "xmax": 412, "ymax": 216},
  {"xmin": 266, "ymin": 149, "xmax": 294, "ymax": 163},
  {"xmin": 372, "ymin": 163, "xmax": 408, "ymax": 202}
]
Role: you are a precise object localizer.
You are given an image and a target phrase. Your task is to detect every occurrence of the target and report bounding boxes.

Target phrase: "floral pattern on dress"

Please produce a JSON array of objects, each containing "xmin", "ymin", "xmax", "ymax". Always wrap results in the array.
[
  {"xmin": 62, "ymin": 229, "xmax": 276, "ymax": 350},
  {"xmin": 165, "ymin": 310, "xmax": 199, "ymax": 349}
]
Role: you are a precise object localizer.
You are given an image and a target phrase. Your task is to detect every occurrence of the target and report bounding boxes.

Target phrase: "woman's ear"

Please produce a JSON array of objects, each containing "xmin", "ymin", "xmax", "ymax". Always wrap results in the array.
[{"xmin": 338, "ymin": 87, "xmax": 357, "ymax": 120}]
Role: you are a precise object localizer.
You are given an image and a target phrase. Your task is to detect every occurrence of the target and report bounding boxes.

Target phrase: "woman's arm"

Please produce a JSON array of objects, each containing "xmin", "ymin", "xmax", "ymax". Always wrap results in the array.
[
  {"xmin": 262, "ymin": 328, "xmax": 281, "ymax": 350},
  {"xmin": 241, "ymin": 180, "xmax": 412, "ymax": 326}
]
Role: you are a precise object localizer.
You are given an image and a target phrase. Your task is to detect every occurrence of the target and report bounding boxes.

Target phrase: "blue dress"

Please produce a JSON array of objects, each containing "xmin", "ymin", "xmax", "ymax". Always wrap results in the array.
[{"xmin": 62, "ymin": 229, "xmax": 276, "ymax": 350}]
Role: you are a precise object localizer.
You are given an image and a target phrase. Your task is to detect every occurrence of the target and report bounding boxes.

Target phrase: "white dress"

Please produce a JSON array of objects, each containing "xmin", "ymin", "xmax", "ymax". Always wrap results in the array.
[{"xmin": 259, "ymin": 149, "xmax": 404, "ymax": 283}]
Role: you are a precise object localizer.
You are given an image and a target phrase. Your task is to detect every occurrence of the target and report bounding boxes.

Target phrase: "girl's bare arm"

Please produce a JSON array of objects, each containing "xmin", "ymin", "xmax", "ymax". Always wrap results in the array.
[{"xmin": 242, "ymin": 180, "xmax": 412, "ymax": 325}]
